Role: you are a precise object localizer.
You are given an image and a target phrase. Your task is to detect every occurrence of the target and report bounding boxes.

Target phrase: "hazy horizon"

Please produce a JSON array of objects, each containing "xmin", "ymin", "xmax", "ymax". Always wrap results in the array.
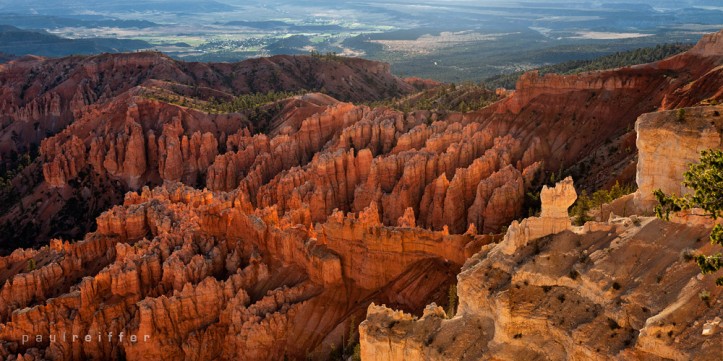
[{"xmin": 0, "ymin": 0, "xmax": 720, "ymax": 81}]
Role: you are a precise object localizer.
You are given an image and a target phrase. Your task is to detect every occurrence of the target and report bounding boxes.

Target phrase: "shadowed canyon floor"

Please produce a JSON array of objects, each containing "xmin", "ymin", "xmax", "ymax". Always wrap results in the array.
[{"xmin": 0, "ymin": 30, "xmax": 722, "ymax": 361}]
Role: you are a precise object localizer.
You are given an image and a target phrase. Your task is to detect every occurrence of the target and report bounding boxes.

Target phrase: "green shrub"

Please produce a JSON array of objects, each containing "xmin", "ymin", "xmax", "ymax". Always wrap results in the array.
[{"xmin": 656, "ymin": 149, "xmax": 723, "ymax": 286}]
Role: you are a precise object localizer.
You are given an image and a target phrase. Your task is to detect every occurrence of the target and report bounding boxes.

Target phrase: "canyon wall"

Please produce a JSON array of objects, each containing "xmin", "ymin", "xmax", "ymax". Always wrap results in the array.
[
  {"xmin": 634, "ymin": 105, "xmax": 723, "ymax": 210},
  {"xmin": 0, "ymin": 181, "xmax": 484, "ymax": 360},
  {"xmin": 0, "ymin": 51, "xmax": 414, "ymax": 155},
  {"xmin": 3, "ymin": 31, "xmax": 722, "ymax": 249},
  {"xmin": 359, "ymin": 106, "xmax": 723, "ymax": 361},
  {"xmin": 0, "ymin": 30, "xmax": 721, "ymax": 361},
  {"xmin": 0, "ymin": 51, "xmax": 414, "ymax": 248}
]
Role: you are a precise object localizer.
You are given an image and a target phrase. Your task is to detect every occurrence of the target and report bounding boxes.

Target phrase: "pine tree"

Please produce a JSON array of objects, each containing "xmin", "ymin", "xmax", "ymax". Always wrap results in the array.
[
  {"xmin": 447, "ymin": 284, "xmax": 458, "ymax": 318},
  {"xmin": 655, "ymin": 149, "xmax": 723, "ymax": 286},
  {"xmin": 571, "ymin": 190, "xmax": 591, "ymax": 226}
]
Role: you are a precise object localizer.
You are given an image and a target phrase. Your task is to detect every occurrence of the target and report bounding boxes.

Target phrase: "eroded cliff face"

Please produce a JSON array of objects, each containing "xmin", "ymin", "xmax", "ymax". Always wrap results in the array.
[
  {"xmin": 0, "ymin": 181, "xmax": 483, "ymax": 361},
  {"xmin": 634, "ymin": 105, "xmax": 723, "ymax": 210},
  {"xmin": 0, "ymin": 30, "xmax": 722, "ymax": 361},
  {"xmin": 478, "ymin": 31, "xmax": 723, "ymax": 192},
  {"xmin": 0, "ymin": 52, "xmax": 415, "ymax": 249},
  {"xmin": 360, "ymin": 188, "xmax": 722, "ymax": 360},
  {"xmin": 0, "ymin": 52, "xmax": 414, "ymax": 155},
  {"xmin": 359, "ymin": 110, "xmax": 723, "ymax": 360}
]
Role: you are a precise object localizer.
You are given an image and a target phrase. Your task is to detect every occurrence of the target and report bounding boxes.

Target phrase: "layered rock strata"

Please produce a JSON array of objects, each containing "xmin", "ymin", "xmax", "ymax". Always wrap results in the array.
[
  {"xmin": 361, "ymin": 208, "xmax": 721, "ymax": 360},
  {"xmin": 359, "ymin": 107, "xmax": 723, "ymax": 361},
  {"xmin": 0, "ymin": 181, "xmax": 487, "ymax": 360},
  {"xmin": 0, "ymin": 30, "xmax": 722, "ymax": 361},
  {"xmin": 0, "ymin": 51, "xmax": 418, "ymax": 248},
  {"xmin": 634, "ymin": 105, "xmax": 723, "ymax": 210}
]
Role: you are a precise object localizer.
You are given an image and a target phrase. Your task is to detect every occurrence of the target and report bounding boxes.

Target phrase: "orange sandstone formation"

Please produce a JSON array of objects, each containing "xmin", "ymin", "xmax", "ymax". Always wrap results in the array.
[
  {"xmin": 359, "ymin": 106, "xmax": 723, "ymax": 361},
  {"xmin": 0, "ymin": 182, "xmax": 479, "ymax": 360},
  {"xmin": 0, "ymin": 52, "xmax": 415, "ymax": 248},
  {"xmin": 0, "ymin": 30, "xmax": 721, "ymax": 361}
]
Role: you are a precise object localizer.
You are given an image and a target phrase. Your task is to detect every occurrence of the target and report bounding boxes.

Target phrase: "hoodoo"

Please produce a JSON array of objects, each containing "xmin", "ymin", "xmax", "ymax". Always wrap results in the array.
[{"xmin": 0, "ymin": 23, "xmax": 722, "ymax": 361}]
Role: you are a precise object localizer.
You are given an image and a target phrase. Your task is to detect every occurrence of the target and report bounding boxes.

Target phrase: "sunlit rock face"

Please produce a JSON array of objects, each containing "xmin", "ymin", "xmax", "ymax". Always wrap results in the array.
[
  {"xmin": 360, "ymin": 176, "xmax": 721, "ymax": 361},
  {"xmin": 634, "ymin": 105, "xmax": 723, "ymax": 210},
  {"xmin": 0, "ymin": 30, "xmax": 722, "ymax": 361},
  {"xmin": 0, "ymin": 52, "xmax": 419, "ymax": 248},
  {"xmin": 359, "ymin": 31, "xmax": 723, "ymax": 361}
]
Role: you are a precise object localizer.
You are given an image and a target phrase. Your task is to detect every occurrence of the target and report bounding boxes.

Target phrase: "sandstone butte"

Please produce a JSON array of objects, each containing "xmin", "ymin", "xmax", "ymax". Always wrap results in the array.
[{"xmin": 0, "ymin": 30, "xmax": 720, "ymax": 361}]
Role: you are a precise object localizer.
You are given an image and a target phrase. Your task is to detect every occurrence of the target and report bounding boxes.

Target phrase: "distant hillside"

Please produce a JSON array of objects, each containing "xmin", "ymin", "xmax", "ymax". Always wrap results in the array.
[
  {"xmin": 0, "ymin": 0, "xmax": 235, "ymax": 14},
  {"xmin": 0, "ymin": 52, "xmax": 15, "ymax": 63},
  {"xmin": 484, "ymin": 43, "xmax": 693, "ymax": 89},
  {"xmin": 0, "ymin": 25, "xmax": 150, "ymax": 57},
  {"xmin": 224, "ymin": 20, "xmax": 344, "ymax": 32},
  {"xmin": 0, "ymin": 13, "xmax": 157, "ymax": 29}
]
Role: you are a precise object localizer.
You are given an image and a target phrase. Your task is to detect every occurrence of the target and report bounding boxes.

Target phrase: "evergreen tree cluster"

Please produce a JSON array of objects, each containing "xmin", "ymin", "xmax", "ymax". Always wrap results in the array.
[
  {"xmin": 309, "ymin": 50, "xmax": 341, "ymax": 61},
  {"xmin": 0, "ymin": 151, "xmax": 33, "ymax": 190},
  {"xmin": 205, "ymin": 90, "xmax": 304, "ymax": 113},
  {"xmin": 142, "ymin": 88, "xmax": 304, "ymax": 114},
  {"xmin": 570, "ymin": 181, "xmax": 636, "ymax": 226},
  {"xmin": 367, "ymin": 82, "xmax": 499, "ymax": 113}
]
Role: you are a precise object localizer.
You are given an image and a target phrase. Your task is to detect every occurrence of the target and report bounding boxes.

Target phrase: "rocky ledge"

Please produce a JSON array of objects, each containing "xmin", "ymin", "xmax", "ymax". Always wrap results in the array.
[{"xmin": 359, "ymin": 106, "xmax": 723, "ymax": 361}]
